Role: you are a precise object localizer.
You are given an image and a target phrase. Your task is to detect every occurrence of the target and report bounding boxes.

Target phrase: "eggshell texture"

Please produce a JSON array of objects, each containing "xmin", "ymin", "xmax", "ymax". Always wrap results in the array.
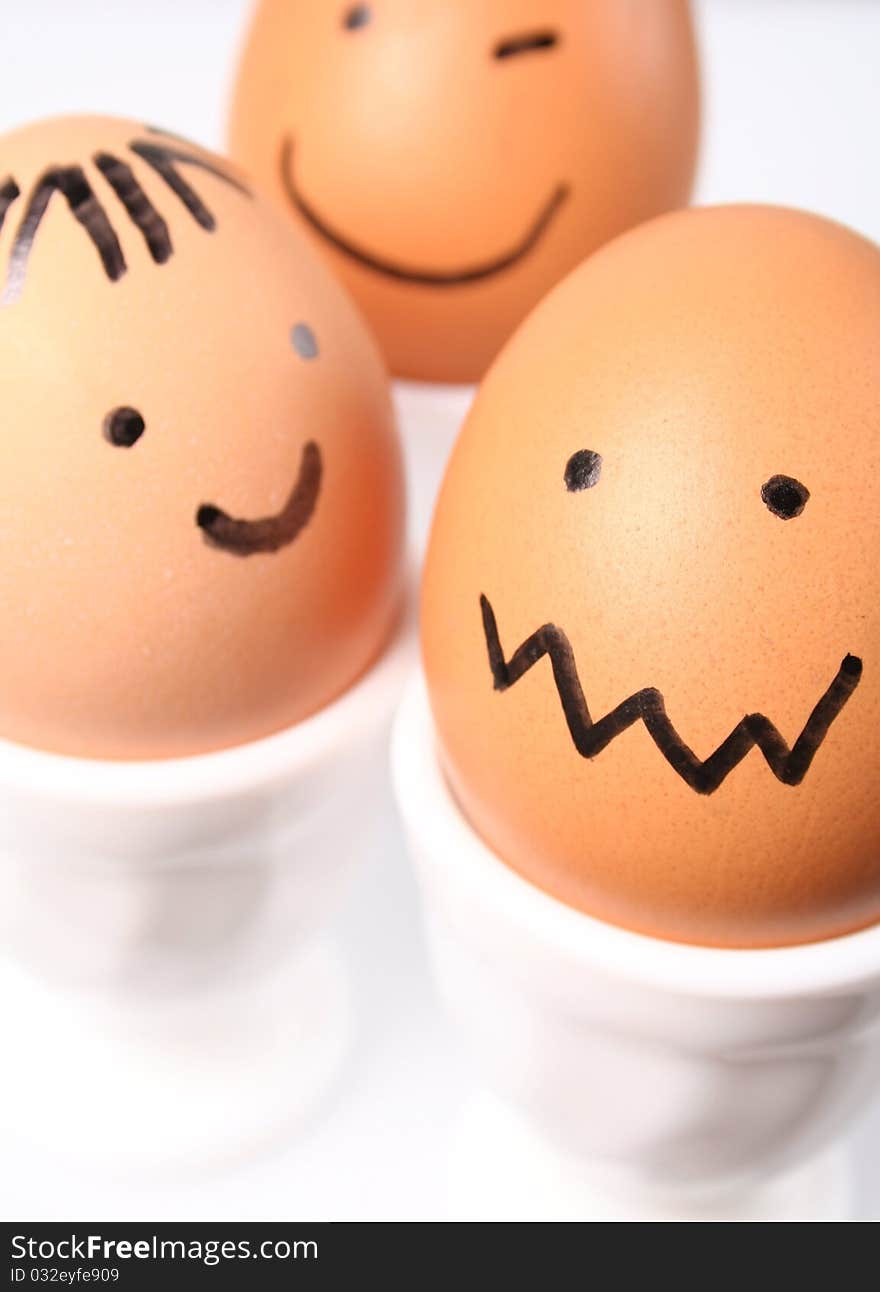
[
  {"xmin": 229, "ymin": 0, "xmax": 699, "ymax": 384},
  {"xmin": 0, "ymin": 115, "xmax": 404, "ymax": 760},
  {"xmin": 423, "ymin": 205, "xmax": 880, "ymax": 948}
]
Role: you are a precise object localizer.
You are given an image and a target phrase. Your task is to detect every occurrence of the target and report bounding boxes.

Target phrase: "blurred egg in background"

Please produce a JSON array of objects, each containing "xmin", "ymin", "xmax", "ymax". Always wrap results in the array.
[{"xmin": 230, "ymin": 0, "xmax": 700, "ymax": 383}]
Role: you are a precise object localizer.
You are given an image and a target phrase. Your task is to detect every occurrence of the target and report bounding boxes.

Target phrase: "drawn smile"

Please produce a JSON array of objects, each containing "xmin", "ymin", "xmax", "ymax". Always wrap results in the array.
[
  {"xmin": 197, "ymin": 441, "xmax": 323, "ymax": 557},
  {"xmin": 279, "ymin": 136, "xmax": 569, "ymax": 286},
  {"xmin": 480, "ymin": 595, "xmax": 863, "ymax": 795}
]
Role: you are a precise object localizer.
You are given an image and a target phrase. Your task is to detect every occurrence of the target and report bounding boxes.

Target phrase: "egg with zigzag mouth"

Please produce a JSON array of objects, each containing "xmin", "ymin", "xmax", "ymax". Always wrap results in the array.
[{"xmin": 423, "ymin": 205, "xmax": 880, "ymax": 948}]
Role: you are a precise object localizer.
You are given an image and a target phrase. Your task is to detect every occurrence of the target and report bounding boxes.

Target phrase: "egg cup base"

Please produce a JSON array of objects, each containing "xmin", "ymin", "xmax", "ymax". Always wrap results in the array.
[
  {"xmin": 0, "ymin": 932, "xmax": 351, "ymax": 1175},
  {"xmin": 448, "ymin": 1089, "xmax": 852, "ymax": 1221},
  {"xmin": 392, "ymin": 675, "xmax": 880, "ymax": 1218},
  {"xmin": 0, "ymin": 602, "xmax": 413, "ymax": 1169}
]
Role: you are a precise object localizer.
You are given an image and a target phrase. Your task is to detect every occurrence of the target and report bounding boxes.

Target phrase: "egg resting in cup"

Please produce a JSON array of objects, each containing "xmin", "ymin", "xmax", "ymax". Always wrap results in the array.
[
  {"xmin": 0, "ymin": 114, "xmax": 406, "ymax": 1166},
  {"xmin": 399, "ymin": 205, "xmax": 880, "ymax": 1216}
]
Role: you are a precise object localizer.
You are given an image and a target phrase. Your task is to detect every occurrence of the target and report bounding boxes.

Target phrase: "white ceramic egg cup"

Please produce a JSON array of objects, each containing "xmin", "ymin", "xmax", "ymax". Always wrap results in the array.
[
  {"xmin": 392, "ymin": 381, "xmax": 475, "ymax": 557},
  {"xmin": 0, "ymin": 612, "xmax": 412, "ymax": 1173},
  {"xmin": 392, "ymin": 677, "xmax": 880, "ymax": 1222}
]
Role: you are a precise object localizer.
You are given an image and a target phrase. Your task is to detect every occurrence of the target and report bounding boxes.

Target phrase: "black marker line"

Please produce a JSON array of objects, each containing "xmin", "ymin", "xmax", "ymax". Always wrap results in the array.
[
  {"xmin": 197, "ymin": 441, "xmax": 323, "ymax": 557},
  {"xmin": 129, "ymin": 141, "xmax": 251, "ymax": 233},
  {"xmin": 480, "ymin": 594, "xmax": 862, "ymax": 795},
  {"xmin": 494, "ymin": 31, "xmax": 559, "ymax": 60},
  {"xmin": 94, "ymin": 152, "xmax": 173, "ymax": 265},
  {"xmin": 0, "ymin": 178, "xmax": 21, "ymax": 236},
  {"xmin": 280, "ymin": 136, "xmax": 569, "ymax": 287},
  {"xmin": 135, "ymin": 141, "xmax": 251, "ymax": 197},
  {"xmin": 2, "ymin": 167, "xmax": 126, "ymax": 306}
]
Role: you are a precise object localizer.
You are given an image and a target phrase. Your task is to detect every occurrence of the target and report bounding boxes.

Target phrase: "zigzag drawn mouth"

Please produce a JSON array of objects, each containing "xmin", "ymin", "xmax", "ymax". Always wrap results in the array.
[
  {"xmin": 480, "ymin": 594, "xmax": 863, "ymax": 795},
  {"xmin": 279, "ymin": 136, "xmax": 569, "ymax": 287}
]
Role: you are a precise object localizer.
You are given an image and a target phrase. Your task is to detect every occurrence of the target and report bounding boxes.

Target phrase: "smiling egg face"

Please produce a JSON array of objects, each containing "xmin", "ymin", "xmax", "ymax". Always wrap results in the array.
[
  {"xmin": 230, "ymin": 0, "xmax": 699, "ymax": 384},
  {"xmin": 423, "ymin": 206, "xmax": 880, "ymax": 948},
  {"xmin": 0, "ymin": 115, "xmax": 403, "ymax": 759}
]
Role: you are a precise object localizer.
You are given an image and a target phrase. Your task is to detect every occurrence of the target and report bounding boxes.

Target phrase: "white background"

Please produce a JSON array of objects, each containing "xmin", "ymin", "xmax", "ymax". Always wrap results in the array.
[{"xmin": 1, "ymin": 0, "xmax": 879, "ymax": 1221}]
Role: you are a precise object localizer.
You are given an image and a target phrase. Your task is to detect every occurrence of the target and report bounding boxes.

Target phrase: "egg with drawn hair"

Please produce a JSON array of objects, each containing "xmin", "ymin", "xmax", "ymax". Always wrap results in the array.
[
  {"xmin": 230, "ymin": 0, "xmax": 700, "ymax": 383},
  {"xmin": 423, "ymin": 205, "xmax": 880, "ymax": 948},
  {"xmin": 0, "ymin": 115, "xmax": 403, "ymax": 759}
]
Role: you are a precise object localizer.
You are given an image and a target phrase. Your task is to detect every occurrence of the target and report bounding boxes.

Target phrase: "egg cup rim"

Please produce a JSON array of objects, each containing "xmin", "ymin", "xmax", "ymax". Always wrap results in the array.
[
  {"xmin": 392, "ymin": 672, "xmax": 880, "ymax": 1001},
  {"xmin": 0, "ymin": 583, "xmax": 414, "ymax": 807}
]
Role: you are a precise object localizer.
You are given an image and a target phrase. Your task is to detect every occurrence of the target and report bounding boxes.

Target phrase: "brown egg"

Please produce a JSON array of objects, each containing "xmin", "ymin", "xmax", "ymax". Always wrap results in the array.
[
  {"xmin": 0, "ymin": 115, "xmax": 404, "ymax": 760},
  {"xmin": 229, "ymin": 0, "xmax": 699, "ymax": 384},
  {"xmin": 423, "ymin": 205, "xmax": 880, "ymax": 948}
]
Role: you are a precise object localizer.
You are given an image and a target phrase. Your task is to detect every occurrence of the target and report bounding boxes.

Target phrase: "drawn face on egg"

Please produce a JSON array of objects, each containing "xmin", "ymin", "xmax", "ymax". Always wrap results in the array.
[
  {"xmin": 0, "ymin": 115, "xmax": 403, "ymax": 759},
  {"xmin": 230, "ymin": 0, "xmax": 700, "ymax": 383},
  {"xmin": 0, "ymin": 132, "xmax": 326, "ymax": 558},
  {"xmin": 423, "ymin": 206, "xmax": 880, "ymax": 948}
]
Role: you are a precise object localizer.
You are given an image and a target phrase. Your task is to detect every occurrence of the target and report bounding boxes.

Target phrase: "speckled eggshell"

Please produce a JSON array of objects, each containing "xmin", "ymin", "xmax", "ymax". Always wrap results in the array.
[
  {"xmin": 0, "ymin": 115, "xmax": 404, "ymax": 760},
  {"xmin": 229, "ymin": 0, "xmax": 700, "ymax": 384},
  {"xmin": 422, "ymin": 205, "xmax": 880, "ymax": 948}
]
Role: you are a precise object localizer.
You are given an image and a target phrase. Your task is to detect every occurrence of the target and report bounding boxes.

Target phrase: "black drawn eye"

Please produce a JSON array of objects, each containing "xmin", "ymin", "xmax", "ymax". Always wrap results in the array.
[
  {"xmin": 564, "ymin": 449, "xmax": 603, "ymax": 492},
  {"xmin": 494, "ymin": 31, "xmax": 560, "ymax": 60},
  {"xmin": 343, "ymin": 4, "xmax": 371, "ymax": 30},
  {"xmin": 104, "ymin": 406, "xmax": 146, "ymax": 448},
  {"xmin": 761, "ymin": 474, "xmax": 809, "ymax": 520}
]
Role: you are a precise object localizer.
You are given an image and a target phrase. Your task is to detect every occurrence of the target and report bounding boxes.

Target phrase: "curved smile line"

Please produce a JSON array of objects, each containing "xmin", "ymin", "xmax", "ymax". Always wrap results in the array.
[
  {"xmin": 480, "ymin": 594, "xmax": 863, "ymax": 795},
  {"xmin": 280, "ymin": 136, "xmax": 569, "ymax": 287},
  {"xmin": 197, "ymin": 441, "xmax": 323, "ymax": 557}
]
